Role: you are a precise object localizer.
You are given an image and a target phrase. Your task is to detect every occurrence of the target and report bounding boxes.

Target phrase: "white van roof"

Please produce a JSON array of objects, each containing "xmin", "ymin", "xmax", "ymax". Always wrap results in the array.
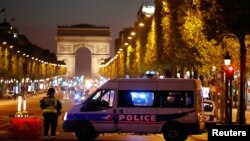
[{"xmin": 99, "ymin": 78, "xmax": 201, "ymax": 91}]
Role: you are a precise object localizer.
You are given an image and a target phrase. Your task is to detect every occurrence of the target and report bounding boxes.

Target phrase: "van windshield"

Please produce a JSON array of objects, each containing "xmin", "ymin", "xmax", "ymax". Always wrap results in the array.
[{"xmin": 80, "ymin": 89, "xmax": 114, "ymax": 112}]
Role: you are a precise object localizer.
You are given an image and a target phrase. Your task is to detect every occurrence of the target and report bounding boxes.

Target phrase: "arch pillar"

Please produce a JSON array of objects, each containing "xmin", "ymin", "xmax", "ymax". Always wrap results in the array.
[{"xmin": 57, "ymin": 54, "xmax": 75, "ymax": 77}]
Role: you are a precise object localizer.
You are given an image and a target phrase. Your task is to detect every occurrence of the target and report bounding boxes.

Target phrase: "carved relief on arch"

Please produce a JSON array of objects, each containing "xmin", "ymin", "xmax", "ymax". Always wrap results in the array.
[
  {"xmin": 94, "ymin": 44, "xmax": 109, "ymax": 54},
  {"xmin": 58, "ymin": 44, "xmax": 73, "ymax": 53}
]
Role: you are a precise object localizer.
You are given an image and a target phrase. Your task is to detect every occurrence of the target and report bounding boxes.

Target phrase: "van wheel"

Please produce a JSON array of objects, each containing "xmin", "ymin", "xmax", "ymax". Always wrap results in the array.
[
  {"xmin": 74, "ymin": 122, "xmax": 98, "ymax": 141},
  {"xmin": 162, "ymin": 123, "xmax": 187, "ymax": 141}
]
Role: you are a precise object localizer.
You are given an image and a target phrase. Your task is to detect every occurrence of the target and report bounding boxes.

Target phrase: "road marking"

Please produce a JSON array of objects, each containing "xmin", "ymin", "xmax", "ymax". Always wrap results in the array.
[
  {"xmin": 0, "ymin": 122, "xmax": 10, "ymax": 128},
  {"xmin": 0, "ymin": 130, "xmax": 9, "ymax": 134}
]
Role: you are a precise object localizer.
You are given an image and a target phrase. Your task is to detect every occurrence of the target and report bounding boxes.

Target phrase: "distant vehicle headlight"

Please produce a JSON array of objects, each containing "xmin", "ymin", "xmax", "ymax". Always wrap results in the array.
[
  {"xmin": 74, "ymin": 94, "xmax": 80, "ymax": 100},
  {"xmin": 81, "ymin": 96, "xmax": 85, "ymax": 101}
]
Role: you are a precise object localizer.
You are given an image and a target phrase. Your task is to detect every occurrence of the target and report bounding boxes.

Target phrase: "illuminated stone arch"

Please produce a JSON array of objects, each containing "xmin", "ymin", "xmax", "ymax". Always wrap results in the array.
[{"xmin": 56, "ymin": 24, "xmax": 111, "ymax": 78}]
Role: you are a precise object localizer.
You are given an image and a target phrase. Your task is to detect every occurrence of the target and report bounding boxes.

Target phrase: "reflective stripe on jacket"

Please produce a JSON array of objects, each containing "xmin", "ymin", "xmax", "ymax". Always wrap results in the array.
[{"xmin": 43, "ymin": 97, "xmax": 57, "ymax": 113}]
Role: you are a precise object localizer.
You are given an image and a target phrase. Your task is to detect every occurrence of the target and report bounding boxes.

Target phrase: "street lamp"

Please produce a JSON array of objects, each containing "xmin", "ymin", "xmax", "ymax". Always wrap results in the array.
[
  {"xmin": 224, "ymin": 51, "xmax": 231, "ymax": 65},
  {"xmin": 224, "ymin": 51, "xmax": 233, "ymax": 124}
]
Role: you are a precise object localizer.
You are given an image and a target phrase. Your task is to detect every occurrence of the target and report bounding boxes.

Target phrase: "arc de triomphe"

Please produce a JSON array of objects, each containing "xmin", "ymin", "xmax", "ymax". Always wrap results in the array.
[{"xmin": 56, "ymin": 24, "xmax": 111, "ymax": 78}]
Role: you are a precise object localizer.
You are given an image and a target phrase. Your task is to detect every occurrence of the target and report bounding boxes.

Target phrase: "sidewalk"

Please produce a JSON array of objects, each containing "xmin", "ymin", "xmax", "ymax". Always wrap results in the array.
[{"xmin": 231, "ymin": 108, "xmax": 250, "ymax": 124}]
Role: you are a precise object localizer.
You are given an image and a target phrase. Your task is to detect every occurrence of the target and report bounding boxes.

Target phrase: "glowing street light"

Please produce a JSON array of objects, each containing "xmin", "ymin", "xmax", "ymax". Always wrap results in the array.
[
  {"xmin": 224, "ymin": 51, "xmax": 233, "ymax": 123},
  {"xmin": 224, "ymin": 51, "xmax": 231, "ymax": 66}
]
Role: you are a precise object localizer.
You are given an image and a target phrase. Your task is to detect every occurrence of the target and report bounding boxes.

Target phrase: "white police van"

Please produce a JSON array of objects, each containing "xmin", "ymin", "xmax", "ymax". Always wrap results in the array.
[{"xmin": 63, "ymin": 78, "xmax": 206, "ymax": 141}]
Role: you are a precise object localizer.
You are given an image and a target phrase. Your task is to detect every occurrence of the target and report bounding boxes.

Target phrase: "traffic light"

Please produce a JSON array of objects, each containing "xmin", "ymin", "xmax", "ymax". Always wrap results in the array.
[{"xmin": 225, "ymin": 65, "xmax": 234, "ymax": 80}]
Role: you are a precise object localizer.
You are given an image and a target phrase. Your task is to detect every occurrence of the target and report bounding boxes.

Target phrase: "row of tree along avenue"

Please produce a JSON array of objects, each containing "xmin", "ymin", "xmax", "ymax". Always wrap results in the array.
[
  {"xmin": 0, "ymin": 19, "xmax": 67, "ymax": 98},
  {"xmin": 98, "ymin": 0, "xmax": 250, "ymax": 125}
]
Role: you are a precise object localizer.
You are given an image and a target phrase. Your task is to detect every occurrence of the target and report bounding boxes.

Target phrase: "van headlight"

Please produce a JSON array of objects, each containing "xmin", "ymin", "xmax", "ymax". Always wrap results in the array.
[{"xmin": 63, "ymin": 112, "xmax": 68, "ymax": 121}]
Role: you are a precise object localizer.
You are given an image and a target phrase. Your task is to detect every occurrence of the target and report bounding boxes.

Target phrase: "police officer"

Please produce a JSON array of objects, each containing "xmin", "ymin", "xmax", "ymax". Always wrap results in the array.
[{"xmin": 40, "ymin": 88, "xmax": 62, "ymax": 141}]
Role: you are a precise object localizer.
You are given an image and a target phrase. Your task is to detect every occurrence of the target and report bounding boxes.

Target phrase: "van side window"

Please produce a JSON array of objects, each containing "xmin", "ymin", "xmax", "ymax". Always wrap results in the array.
[
  {"xmin": 130, "ymin": 91, "xmax": 154, "ymax": 106},
  {"xmin": 118, "ymin": 90, "xmax": 134, "ymax": 107},
  {"xmin": 118, "ymin": 90, "xmax": 155, "ymax": 107},
  {"xmin": 81, "ymin": 89, "xmax": 115, "ymax": 111},
  {"xmin": 160, "ymin": 91, "xmax": 194, "ymax": 108}
]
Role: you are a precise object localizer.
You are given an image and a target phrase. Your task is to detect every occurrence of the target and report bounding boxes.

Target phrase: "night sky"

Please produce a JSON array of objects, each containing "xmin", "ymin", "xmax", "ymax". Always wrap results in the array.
[{"xmin": 0, "ymin": 0, "xmax": 154, "ymax": 54}]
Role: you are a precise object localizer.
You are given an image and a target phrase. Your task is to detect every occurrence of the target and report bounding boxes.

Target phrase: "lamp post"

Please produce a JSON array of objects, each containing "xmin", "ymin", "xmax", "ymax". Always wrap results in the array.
[
  {"xmin": 224, "ymin": 51, "xmax": 231, "ymax": 123},
  {"xmin": 224, "ymin": 52, "xmax": 231, "ymax": 66}
]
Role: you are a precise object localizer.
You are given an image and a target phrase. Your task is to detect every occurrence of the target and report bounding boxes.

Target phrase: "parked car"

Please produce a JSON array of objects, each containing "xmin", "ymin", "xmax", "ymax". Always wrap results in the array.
[
  {"xmin": 203, "ymin": 99, "xmax": 216, "ymax": 123},
  {"xmin": 3, "ymin": 90, "xmax": 14, "ymax": 99}
]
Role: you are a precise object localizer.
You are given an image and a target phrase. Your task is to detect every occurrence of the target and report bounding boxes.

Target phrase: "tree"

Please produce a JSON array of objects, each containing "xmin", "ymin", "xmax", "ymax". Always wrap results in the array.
[
  {"xmin": 216, "ymin": 0, "xmax": 250, "ymax": 125},
  {"xmin": 144, "ymin": 18, "xmax": 159, "ymax": 72}
]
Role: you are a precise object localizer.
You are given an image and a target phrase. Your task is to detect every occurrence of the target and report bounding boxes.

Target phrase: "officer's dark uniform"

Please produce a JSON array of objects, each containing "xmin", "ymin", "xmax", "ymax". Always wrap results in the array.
[{"xmin": 40, "ymin": 88, "xmax": 62, "ymax": 141}]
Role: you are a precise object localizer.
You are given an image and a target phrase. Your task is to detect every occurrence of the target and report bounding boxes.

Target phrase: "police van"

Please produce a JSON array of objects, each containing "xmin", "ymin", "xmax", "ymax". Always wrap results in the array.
[{"xmin": 62, "ymin": 78, "xmax": 206, "ymax": 141}]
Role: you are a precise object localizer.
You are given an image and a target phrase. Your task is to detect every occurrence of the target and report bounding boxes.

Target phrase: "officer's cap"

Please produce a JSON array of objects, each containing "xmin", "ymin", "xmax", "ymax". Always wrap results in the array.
[{"xmin": 47, "ymin": 88, "xmax": 55, "ymax": 95}]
